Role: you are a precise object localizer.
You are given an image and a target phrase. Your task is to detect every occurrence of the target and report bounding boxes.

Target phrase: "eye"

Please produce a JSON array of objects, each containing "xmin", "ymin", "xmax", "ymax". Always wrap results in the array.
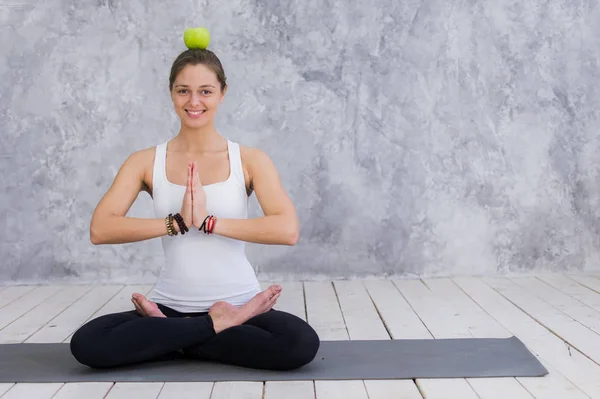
[
  {"xmin": 178, "ymin": 89, "xmax": 189, "ymax": 94},
  {"xmin": 201, "ymin": 90, "xmax": 212, "ymax": 95}
]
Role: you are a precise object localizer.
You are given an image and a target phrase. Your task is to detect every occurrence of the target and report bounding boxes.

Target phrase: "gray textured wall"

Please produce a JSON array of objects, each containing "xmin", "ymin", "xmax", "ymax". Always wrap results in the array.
[{"xmin": 2, "ymin": 0, "xmax": 600, "ymax": 283}]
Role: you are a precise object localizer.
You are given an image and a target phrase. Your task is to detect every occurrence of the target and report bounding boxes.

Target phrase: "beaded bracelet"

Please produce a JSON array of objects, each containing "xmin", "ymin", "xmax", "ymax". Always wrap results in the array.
[
  {"xmin": 165, "ymin": 215, "xmax": 177, "ymax": 236},
  {"xmin": 199, "ymin": 215, "xmax": 211, "ymax": 232},
  {"xmin": 172, "ymin": 213, "xmax": 189, "ymax": 234},
  {"xmin": 199, "ymin": 215, "xmax": 217, "ymax": 234},
  {"xmin": 207, "ymin": 216, "xmax": 217, "ymax": 234}
]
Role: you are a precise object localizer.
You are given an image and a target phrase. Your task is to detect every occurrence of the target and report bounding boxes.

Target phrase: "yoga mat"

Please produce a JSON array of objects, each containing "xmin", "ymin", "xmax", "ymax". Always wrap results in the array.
[{"xmin": 0, "ymin": 337, "xmax": 547, "ymax": 382}]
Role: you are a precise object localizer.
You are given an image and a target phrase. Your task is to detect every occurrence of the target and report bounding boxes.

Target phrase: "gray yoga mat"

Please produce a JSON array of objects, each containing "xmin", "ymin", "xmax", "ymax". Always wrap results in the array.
[{"xmin": 0, "ymin": 337, "xmax": 547, "ymax": 382}]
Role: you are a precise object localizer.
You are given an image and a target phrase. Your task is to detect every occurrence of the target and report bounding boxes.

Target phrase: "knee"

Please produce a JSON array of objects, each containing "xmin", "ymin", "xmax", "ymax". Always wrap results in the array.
[
  {"xmin": 70, "ymin": 325, "xmax": 108, "ymax": 369},
  {"xmin": 70, "ymin": 328, "xmax": 92, "ymax": 367},
  {"xmin": 280, "ymin": 322, "xmax": 320, "ymax": 370}
]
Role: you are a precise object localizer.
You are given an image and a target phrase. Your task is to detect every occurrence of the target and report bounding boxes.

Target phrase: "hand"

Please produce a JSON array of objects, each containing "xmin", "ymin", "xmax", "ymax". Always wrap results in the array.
[
  {"xmin": 178, "ymin": 162, "xmax": 194, "ymax": 231},
  {"xmin": 191, "ymin": 161, "xmax": 208, "ymax": 229}
]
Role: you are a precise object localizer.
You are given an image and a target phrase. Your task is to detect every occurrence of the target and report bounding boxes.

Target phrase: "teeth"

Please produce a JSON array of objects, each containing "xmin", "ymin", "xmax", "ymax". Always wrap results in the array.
[{"xmin": 187, "ymin": 110, "xmax": 204, "ymax": 115}]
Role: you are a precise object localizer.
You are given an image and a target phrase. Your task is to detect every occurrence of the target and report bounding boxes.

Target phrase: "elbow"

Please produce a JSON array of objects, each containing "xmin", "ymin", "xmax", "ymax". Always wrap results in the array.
[
  {"xmin": 89, "ymin": 224, "xmax": 105, "ymax": 245},
  {"xmin": 90, "ymin": 213, "xmax": 116, "ymax": 245},
  {"xmin": 286, "ymin": 234, "xmax": 298, "ymax": 246},
  {"xmin": 285, "ymin": 225, "xmax": 300, "ymax": 246}
]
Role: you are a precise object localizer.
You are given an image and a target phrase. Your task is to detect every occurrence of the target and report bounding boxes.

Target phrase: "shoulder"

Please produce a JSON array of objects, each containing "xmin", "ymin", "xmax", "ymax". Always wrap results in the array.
[
  {"xmin": 238, "ymin": 144, "xmax": 278, "ymax": 193},
  {"xmin": 239, "ymin": 145, "xmax": 277, "ymax": 173},
  {"xmin": 239, "ymin": 145, "xmax": 272, "ymax": 165},
  {"xmin": 122, "ymin": 146, "xmax": 159, "ymax": 194},
  {"xmin": 130, "ymin": 146, "xmax": 156, "ymax": 162},
  {"xmin": 122, "ymin": 146, "xmax": 156, "ymax": 171}
]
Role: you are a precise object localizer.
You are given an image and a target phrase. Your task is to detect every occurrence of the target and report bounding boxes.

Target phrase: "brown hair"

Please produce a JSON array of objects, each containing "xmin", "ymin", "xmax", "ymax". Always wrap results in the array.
[{"xmin": 168, "ymin": 49, "xmax": 227, "ymax": 92}]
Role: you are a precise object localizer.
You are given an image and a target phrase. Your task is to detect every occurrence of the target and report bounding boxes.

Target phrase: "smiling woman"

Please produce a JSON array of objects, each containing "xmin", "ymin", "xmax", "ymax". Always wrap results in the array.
[{"xmin": 69, "ymin": 37, "xmax": 320, "ymax": 372}]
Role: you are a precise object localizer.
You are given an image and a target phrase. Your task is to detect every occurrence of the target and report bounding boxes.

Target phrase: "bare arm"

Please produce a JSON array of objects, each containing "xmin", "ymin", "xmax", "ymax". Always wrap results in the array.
[
  {"xmin": 211, "ymin": 148, "xmax": 299, "ymax": 246},
  {"xmin": 90, "ymin": 149, "xmax": 176, "ymax": 245}
]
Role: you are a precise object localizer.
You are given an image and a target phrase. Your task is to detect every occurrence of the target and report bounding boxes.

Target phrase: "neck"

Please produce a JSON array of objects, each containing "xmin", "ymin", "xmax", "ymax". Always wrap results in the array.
[{"xmin": 172, "ymin": 122, "xmax": 225, "ymax": 153}]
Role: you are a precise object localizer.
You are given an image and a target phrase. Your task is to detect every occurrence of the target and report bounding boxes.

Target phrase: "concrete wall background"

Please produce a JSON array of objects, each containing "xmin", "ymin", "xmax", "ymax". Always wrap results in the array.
[{"xmin": 2, "ymin": 0, "xmax": 600, "ymax": 283}]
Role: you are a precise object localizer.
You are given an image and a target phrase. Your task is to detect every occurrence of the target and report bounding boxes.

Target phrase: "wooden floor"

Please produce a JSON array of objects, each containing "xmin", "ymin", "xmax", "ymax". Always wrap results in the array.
[{"xmin": 1, "ymin": 274, "xmax": 600, "ymax": 398}]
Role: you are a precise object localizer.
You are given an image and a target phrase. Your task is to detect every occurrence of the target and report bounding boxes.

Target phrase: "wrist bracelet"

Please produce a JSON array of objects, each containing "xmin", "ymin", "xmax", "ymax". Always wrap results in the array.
[
  {"xmin": 172, "ymin": 213, "xmax": 189, "ymax": 234},
  {"xmin": 199, "ymin": 215, "xmax": 217, "ymax": 234},
  {"xmin": 199, "ymin": 215, "xmax": 211, "ymax": 232},
  {"xmin": 165, "ymin": 215, "xmax": 177, "ymax": 236},
  {"xmin": 206, "ymin": 216, "xmax": 217, "ymax": 234}
]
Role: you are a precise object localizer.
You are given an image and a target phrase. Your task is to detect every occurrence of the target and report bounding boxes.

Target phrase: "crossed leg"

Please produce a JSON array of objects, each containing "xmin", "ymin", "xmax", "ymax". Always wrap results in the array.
[{"xmin": 70, "ymin": 285, "xmax": 320, "ymax": 370}]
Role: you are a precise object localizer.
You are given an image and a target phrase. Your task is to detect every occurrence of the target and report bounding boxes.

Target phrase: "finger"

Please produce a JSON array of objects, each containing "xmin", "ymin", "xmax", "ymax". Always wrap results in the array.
[
  {"xmin": 194, "ymin": 161, "xmax": 202, "ymax": 185},
  {"xmin": 192, "ymin": 167, "xmax": 197, "ymax": 192},
  {"xmin": 189, "ymin": 166, "xmax": 196, "ymax": 198}
]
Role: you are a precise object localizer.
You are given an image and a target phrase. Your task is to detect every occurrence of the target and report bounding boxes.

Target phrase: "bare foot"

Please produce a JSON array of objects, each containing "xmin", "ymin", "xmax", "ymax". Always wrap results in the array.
[
  {"xmin": 208, "ymin": 285, "xmax": 282, "ymax": 333},
  {"xmin": 131, "ymin": 293, "xmax": 166, "ymax": 318},
  {"xmin": 239, "ymin": 284, "xmax": 282, "ymax": 320}
]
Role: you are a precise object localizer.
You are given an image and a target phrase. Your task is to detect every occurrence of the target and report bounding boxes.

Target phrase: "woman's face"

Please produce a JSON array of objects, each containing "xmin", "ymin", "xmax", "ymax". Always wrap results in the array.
[{"xmin": 170, "ymin": 64, "xmax": 225, "ymax": 129}]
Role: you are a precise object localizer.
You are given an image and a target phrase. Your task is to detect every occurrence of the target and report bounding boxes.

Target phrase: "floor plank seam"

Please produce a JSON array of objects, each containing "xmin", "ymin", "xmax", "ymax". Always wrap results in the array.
[
  {"xmin": 361, "ymin": 380, "xmax": 370, "ymax": 399},
  {"xmin": 482, "ymin": 279, "xmax": 600, "ymax": 369},
  {"xmin": 362, "ymin": 282, "xmax": 393, "ymax": 340},
  {"xmin": 0, "ymin": 287, "xmax": 63, "ymax": 335},
  {"xmin": 154, "ymin": 382, "xmax": 166, "ymax": 399},
  {"xmin": 510, "ymin": 277, "xmax": 600, "ymax": 339},
  {"xmin": 390, "ymin": 281, "xmax": 435, "ymax": 339},
  {"xmin": 330, "ymin": 281, "xmax": 351, "ymax": 340},
  {"xmin": 21, "ymin": 286, "xmax": 97, "ymax": 344},
  {"xmin": 412, "ymin": 379, "xmax": 425, "ymax": 399},
  {"xmin": 302, "ymin": 282, "xmax": 309, "ymax": 323},
  {"xmin": 514, "ymin": 377, "xmax": 536, "ymax": 399},
  {"xmin": 466, "ymin": 379, "xmax": 485, "ymax": 399},
  {"xmin": 533, "ymin": 276, "xmax": 598, "ymax": 309},
  {"xmin": 419, "ymin": 279, "xmax": 432, "ymax": 291},
  {"xmin": 0, "ymin": 287, "xmax": 36, "ymax": 312},
  {"xmin": 449, "ymin": 279, "xmax": 512, "ymax": 337},
  {"xmin": 565, "ymin": 275, "xmax": 600, "ymax": 296},
  {"xmin": 455, "ymin": 279, "xmax": 595, "ymax": 398},
  {"xmin": 414, "ymin": 379, "xmax": 427, "ymax": 399},
  {"xmin": 102, "ymin": 382, "xmax": 116, "ymax": 398}
]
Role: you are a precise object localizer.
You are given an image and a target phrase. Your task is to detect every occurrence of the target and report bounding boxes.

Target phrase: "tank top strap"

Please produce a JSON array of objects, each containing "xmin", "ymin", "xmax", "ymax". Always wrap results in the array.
[
  {"xmin": 227, "ymin": 140, "xmax": 246, "ymax": 189},
  {"xmin": 152, "ymin": 141, "xmax": 168, "ymax": 190}
]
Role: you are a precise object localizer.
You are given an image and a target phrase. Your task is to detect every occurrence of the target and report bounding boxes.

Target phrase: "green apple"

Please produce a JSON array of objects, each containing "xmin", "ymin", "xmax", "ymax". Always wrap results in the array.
[{"xmin": 184, "ymin": 27, "xmax": 210, "ymax": 49}]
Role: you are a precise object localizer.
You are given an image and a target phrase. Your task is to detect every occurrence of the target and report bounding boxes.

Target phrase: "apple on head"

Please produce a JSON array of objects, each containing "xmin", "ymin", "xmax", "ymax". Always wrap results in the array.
[{"xmin": 184, "ymin": 27, "xmax": 210, "ymax": 49}]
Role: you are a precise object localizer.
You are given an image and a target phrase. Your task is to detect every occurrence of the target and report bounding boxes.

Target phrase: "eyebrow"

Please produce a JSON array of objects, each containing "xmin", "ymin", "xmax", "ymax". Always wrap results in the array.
[{"xmin": 173, "ymin": 84, "xmax": 216, "ymax": 89}]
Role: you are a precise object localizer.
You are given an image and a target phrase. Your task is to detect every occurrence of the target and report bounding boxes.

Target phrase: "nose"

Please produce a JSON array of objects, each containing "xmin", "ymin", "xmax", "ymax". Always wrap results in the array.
[{"xmin": 189, "ymin": 93, "xmax": 202, "ymax": 107}]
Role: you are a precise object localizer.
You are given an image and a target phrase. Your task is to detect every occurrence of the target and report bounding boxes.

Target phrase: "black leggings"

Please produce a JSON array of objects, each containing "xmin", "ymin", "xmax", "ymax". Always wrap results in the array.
[{"xmin": 70, "ymin": 304, "xmax": 320, "ymax": 371}]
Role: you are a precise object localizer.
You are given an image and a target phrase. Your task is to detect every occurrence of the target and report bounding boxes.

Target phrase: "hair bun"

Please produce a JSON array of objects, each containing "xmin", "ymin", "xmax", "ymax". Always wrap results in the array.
[{"xmin": 183, "ymin": 27, "xmax": 211, "ymax": 50}]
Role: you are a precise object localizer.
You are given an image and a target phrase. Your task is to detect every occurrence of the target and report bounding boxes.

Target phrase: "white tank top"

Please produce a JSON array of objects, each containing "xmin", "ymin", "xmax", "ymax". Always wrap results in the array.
[{"xmin": 149, "ymin": 138, "xmax": 261, "ymax": 312}]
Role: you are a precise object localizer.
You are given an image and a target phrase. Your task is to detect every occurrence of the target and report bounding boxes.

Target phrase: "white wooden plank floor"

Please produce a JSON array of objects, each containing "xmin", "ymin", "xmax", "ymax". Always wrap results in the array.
[{"xmin": 1, "ymin": 274, "xmax": 600, "ymax": 399}]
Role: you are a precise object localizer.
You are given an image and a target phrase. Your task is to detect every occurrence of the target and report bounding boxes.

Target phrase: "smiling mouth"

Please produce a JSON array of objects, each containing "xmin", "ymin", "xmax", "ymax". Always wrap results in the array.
[{"xmin": 186, "ymin": 109, "xmax": 205, "ymax": 116}]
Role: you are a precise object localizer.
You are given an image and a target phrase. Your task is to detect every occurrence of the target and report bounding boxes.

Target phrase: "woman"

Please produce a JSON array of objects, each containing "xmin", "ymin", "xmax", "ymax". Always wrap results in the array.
[{"xmin": 70, "ymin": 47, "xmax": 320, "ymax": 371}]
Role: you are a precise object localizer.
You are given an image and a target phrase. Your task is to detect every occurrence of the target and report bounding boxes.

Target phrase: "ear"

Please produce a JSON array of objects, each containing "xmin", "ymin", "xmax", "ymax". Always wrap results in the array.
[{"xmin": 220, "ymin": 85, "xmax": 227, "ymax": 102}]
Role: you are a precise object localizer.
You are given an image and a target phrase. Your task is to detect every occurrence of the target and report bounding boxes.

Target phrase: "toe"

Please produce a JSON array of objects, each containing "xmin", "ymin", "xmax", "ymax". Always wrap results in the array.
[{"xmin": 269, "ymin": 285, "xmax": 282, "ymax": 294}]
